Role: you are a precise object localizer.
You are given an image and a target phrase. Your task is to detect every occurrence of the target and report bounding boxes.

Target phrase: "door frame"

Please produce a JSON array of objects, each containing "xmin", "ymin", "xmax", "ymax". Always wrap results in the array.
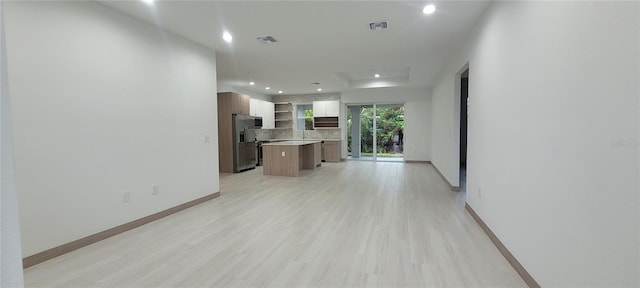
[{"xmin": 453, "ymin": 62, "xmax": 469, "ymax": 187}]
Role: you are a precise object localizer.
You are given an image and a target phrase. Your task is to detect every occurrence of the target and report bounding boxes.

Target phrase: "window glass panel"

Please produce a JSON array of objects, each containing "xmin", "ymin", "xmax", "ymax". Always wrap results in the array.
[{"xmin": 296, "ymin": 104, "xmax": 313, "ymax": 130}]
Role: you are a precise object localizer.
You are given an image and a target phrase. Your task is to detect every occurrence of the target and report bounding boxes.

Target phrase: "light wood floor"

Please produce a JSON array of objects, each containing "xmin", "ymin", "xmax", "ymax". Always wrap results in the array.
[{"xmin": 24, "ymin": 162, "xmax": 526, "ymax": 287}]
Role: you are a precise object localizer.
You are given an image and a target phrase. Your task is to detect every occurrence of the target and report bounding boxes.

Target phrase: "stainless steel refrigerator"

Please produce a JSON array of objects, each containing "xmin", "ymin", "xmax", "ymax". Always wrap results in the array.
[{"xmin": 232, "ymin": 114, "xmax": 258, "ymax": 172}]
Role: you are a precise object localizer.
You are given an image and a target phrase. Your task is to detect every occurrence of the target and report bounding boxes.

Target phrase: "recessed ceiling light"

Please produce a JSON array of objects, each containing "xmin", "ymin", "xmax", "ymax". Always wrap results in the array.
[
  {"xmin": 278, "ymin": 90, "xmax": 283, "ymax": 94},
  {"xmin": 423, "ymin": 4, "xmax": 436, "ymax": 15},
  {"xmin": 140, "ymin": 0, "xmax": 154, "ymax": 4},
  {"xmin": 265, "ymin": 87, "xmax": 270, "ymax": 90},
  {"xmin": 249, "ymin": 81, "xmax": 255, "ymax": 85},
  {"xmin": 317, "ymin": 88, "xmax": 322, "ymax": 92},
  {"xmin": 374, "ymin": 73, "xmax": 380, "ymax": 78},
  {"xmin": 222, "ymin": 31, "xmax": 232, "ymax": 43}
]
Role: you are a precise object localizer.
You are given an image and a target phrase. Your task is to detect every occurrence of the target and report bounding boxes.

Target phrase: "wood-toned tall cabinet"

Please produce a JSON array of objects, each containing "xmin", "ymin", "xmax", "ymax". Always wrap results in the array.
[{"xmin": 218, "ymin": 92, "xmax": 250, "ymax": 173}]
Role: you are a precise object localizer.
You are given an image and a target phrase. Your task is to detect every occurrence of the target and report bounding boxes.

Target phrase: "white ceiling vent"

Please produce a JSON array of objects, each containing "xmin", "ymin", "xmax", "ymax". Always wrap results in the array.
[
  {"xmin": 369, "ymin": 21, "xmax": 389, "ymax": 30},
  {"xmin": 256, "ymin": 36, "xmax": 278, "ymax": 44}
]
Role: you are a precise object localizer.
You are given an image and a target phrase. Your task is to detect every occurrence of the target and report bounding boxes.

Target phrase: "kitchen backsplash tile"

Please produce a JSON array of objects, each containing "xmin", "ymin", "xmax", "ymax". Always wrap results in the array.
[
  {"xmin": 270, "ymin": 128, "xmax": 341, "ymax": 140},
  {"xmin": 255, "ymin": 129, "xmax": 273, "ymax": 140}
]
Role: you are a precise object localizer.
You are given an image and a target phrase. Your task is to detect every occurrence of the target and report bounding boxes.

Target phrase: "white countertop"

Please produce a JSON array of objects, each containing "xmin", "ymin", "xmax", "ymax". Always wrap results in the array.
[{"xmin": 262, "ymin": 140, "xmax": 323, "ymax": 146}]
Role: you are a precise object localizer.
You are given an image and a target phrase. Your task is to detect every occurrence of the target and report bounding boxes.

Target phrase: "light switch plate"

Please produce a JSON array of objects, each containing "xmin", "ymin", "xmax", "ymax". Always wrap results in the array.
[{"xmin": 281, "ymin": 151, "xmax": 285, "ymax": 157}]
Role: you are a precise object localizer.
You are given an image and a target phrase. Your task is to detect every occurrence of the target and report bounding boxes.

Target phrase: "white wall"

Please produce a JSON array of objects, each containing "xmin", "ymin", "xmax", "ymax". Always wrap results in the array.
[
  {"xmin": 0, "ymin": 1, "xmax": 24, "ymax": 286},
  {"xmin": 5, "ymin": 1, "xmax": 219, "ymax": 257},
  {"xmin": 432, "ymin": 1, "xmax": 639, "ymax": 286},
  {"xmin": 431, "ymin": 72, "xmax": 459, "ymax": 185},
  {"xmin": 342, "ymin": 86, "xmax": 431, "ymax": 162}
]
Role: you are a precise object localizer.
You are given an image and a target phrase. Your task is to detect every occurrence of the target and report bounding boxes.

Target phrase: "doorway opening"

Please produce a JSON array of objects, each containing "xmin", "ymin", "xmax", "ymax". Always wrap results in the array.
[
  {"xmin": 347, "ymin": 103, "xmax": 404, "ymax": 162},
  {"xmin": 459, "ymin": 69, "xmax": 469, "ymax": 192}
]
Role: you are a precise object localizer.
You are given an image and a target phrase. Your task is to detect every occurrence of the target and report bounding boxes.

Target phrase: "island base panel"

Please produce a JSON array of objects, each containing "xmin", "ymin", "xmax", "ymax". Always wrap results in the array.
[{"xmin": 263, "ymin": 145, "xmax": 300, "ymax": 176}]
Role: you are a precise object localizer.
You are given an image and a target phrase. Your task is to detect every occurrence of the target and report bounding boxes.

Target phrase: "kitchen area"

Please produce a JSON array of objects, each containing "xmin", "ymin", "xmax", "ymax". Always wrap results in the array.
[{"xmin": 217, "ymin": 92, "xmax": 343, "ymax": 177}]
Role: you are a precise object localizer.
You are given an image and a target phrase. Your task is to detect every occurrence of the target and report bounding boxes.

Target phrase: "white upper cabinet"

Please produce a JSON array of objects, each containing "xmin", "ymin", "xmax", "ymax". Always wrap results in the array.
[
  {"xmin": 249, "ymin": 98, "xmax": 259, "ymax": 117},
  {"xmin": 313, "ymin": 101, "xmax": 326, "ymax": 116},
  {"xmin": 249, "ymin": 98, "xmax": 275, "ymax": 129},
  {"xmin": 325, "ymin": 100, "xmax": 340, "ymax": 117},
  {"xmin": 313, "ymin": 100, "xmax": 340, "ymax": 117},
  {"xmin": 262, "ymin": 100, "xmax": 275, "ymax": 129}
]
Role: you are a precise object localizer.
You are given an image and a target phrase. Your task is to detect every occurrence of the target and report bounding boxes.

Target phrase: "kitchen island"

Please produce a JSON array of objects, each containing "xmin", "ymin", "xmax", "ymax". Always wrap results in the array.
[{"xmin": 262, "ymin": 140, "xmax": 322, "ymax": 176}]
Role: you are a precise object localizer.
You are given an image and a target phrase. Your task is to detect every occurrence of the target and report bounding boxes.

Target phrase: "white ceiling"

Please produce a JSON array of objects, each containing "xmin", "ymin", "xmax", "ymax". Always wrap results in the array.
[{"xmin": 100, "ymin": 0, "xmax": 490, "ymax": 95}]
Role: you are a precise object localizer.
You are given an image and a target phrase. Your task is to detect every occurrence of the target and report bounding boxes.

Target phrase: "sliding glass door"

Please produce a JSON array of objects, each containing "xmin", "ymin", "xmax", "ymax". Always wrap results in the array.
[
  {"xmin": 347, "ymin": 103, "xmax": 404, "ymax": 162},
  {"xmin": 347, "ymin": 105, "xmax": 373, "ymax": 160},
  {"xmin": 375, "ymin": 104, "xmax": 404, "ymax": 162}
]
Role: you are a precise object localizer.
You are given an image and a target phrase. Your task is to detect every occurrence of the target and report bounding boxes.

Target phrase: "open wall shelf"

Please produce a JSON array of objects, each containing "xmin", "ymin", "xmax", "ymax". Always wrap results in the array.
[
  {"xmin": 274, "ymin": 102, "xmax": 293, "ymax": 129},
  {"xmin": 314, "ymin": 117, "xmax": 339, "ymax": 128}
]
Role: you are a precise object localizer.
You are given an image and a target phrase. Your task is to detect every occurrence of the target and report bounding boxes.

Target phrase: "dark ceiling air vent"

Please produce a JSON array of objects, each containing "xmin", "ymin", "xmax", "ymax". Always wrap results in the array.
[
  {"xmin": 369, "ymin": 21, "xmax": 389, "ymax": 30},
  {"xmin": 256, "ymin": 36, "xmax": 278, "ymax": 44}
]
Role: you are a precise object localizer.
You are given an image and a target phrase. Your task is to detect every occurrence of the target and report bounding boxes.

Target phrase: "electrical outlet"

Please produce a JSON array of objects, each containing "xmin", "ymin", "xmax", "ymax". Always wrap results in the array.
[
  {"xmin": 123, "ymin": 191, "xmax": 130, "ymax": 203},
  {"xmin": 152, "ymin": 185, "xmax": 159, "ymax": 195},
  {"xmin": 281, "ymin": 151, "xmax": 285, "ymax": 157},
  {"xmin": 478, "ymin": 187, "xmax": 482, "ymax": 199},
  {"xmin": 204, "ymin": 135, "xmax": 210, "ymax": 143}
]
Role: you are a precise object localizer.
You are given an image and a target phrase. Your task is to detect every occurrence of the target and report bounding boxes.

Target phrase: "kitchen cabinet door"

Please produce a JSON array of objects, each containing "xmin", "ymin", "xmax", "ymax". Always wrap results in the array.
[
  {"xmin": 323, "ymin": 140, "xmax": 341, "ymax": 162},
  {"xmin": 249, "ymin": 98, "xmax": 274, "ymax": 128},
  {"xmin": 313, "ymin": 100, "xmax": 339, "ymax": 117},
  {"xmin": 233, "ymin": 93, "xmax": 250, "ymax": 115},
  {"xmin": 325, "ymin": 101, "xmax": 340, "ymax": 117},
  {"xmin": 262, "ymin": 101, "xmax": 275, "ymax": 128},
  {"xmin": 241, "ymin": 94, "xmax": 250, "ymax": 115},
  {"xmin": 313, "ymin": 101, "xmax": 327, "ymax": 117},
  {"xmin": 250, "ymin": 98, "xmax": 259, "ymax": 117}
]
